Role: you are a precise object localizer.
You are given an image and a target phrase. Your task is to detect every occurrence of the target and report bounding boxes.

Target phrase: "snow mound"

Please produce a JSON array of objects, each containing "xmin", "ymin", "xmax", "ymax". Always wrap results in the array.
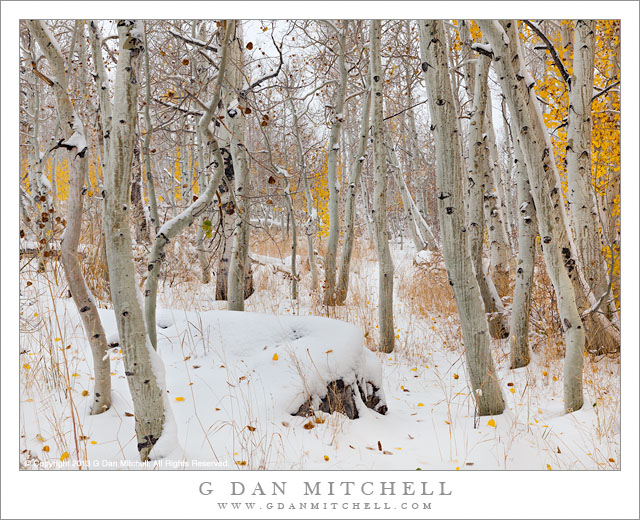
[{"xmin": 155, "ymin": 309, "xmax": 387, "ymax": 418}]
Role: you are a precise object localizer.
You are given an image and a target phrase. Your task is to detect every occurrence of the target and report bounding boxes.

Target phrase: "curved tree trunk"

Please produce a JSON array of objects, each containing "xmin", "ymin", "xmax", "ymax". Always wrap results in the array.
[
  {"xmin": 420, "ymin": 19, "xmax": 505, "ymax": 416},
  {"xmin": 370, "ymin": 20, "xmax": 395, "ymax": 354},
  {"xmin": 102, "ymin": 20, "xmax": 167, "ymax": 460},
  {"xmin": 27, "ymin": 20, "xmax": 112, "ymax": 415}
]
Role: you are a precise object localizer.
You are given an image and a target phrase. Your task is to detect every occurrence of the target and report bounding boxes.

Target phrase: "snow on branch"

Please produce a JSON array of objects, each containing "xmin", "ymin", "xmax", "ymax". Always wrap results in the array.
[
  {"xmin": 471, "ymin": 42, "xmax": 493, "ymax": 57},
  {"xmin": 168, "ymin": 29, "xmax": 218, "ymax": 53}
]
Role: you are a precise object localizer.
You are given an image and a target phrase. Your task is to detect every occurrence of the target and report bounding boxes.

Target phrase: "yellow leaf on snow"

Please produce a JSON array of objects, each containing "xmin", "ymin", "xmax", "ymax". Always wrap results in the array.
[
  {"xmin": 272, "ymin": 353, "xmax": 279, "ymax": 361},
  {"xmin": 324, "ymin": 455, "xmax": 329, "ymax": 461},
  {"xmin": 488, "ymin": 419, "xmax": 496, "ymax": 427},
  {"xmin": 175, "ymin": 397, "xmax": 185, "ymax": 402},
  {"xmin": 60, "ymin": 452, "xmax": 69, "ymax": 461}
]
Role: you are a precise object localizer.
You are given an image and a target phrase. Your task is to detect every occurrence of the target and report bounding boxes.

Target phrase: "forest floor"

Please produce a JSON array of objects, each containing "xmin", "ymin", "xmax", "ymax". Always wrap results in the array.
[{"xmin": 18, "ymin": 234, "xmax": 620, "ymax": 470}]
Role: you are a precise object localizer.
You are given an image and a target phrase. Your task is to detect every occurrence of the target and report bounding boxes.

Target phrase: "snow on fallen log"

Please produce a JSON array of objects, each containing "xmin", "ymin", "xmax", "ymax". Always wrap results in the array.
[{"xmin": 153, "ymin": 309, "xmax": 387, "ymax": 420}]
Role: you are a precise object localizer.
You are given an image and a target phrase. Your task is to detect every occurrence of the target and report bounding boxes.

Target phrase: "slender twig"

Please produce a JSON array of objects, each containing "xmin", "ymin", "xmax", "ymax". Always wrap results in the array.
[{"xmin": 522, "ymin": 20, "xmax": 571, "ymax": 87}]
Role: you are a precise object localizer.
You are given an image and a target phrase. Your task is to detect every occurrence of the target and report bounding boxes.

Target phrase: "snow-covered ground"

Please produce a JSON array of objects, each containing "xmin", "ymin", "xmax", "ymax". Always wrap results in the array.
[{"xmin": 18, "ymin": 242, "xmax": 620, "ymax": 470}]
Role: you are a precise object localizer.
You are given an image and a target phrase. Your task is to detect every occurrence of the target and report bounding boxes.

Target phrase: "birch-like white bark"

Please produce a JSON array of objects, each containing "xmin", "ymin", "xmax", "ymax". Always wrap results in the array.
[
  {"xmin": 102, "ymin": 20, "xmax": 166, "ymax": 459},
  {"xmin": 567, "ymin": 21, "xmax": 609, "ymax": 306},
  {"xmin": 509, "ymin": 140, "xmax": 537, "ymax": 368},
  {"xmin": 478, "ymin": 20, "xmax": 585, "ymax": 412},
  {"xmin": 142, "ymin": 24, "xmax": 160, "ymax": 235},
  {"xmin": 28, "ymin": 20, "xmax": 112, "ymax": 414},
  {"xmin": 335, "ymin": 80, "xmax": 372, "ymax": 305},
  {"xmin": 420, "ymin": 19, "xmax": 505, "ymax": 416},
  {"xmin": 466, "ymin": 51, "xmax": 508, "ymax": 339},
  {"xmin": 484, "ymin": 94, "xmax": 513, "ymax": 295},
  {"xmin": 323, "ymin": 21, "xmax": 348, "ymax": 306},
  {"xmin": 226, "ymin": 22, "xmax": 253, "ymax": 311},
  {"xmin": 384, "ymin": 124, "xmax": 438, "ymax": 253},
  {"xmin": 289, "ymin": 98, "xmax": 319, "ymax": 290},
  {"xmin": 370, "ymin": 20, "xmax": 395, "ymax": 353}
]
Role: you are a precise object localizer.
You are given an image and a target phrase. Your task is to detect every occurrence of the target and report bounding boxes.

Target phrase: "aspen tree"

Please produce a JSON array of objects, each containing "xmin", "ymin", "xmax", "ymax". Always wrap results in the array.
[
  {"xmin": 420, "ymin": 19, "xmax": 505, "ymax": 415},
  {"xmin": 102, "ymin": 20, "xmax": 167, "ymax": 458},
  {"xmin": 27, "ymin": 20, "xmax": 112, "ymax": 414},
  {"xmin": 370, "ymin": 20, "xmax": 395, "ymax": 353},
  {"xmin": 478, "ymin": 20, "xmax": 585, "ymax": 412}
]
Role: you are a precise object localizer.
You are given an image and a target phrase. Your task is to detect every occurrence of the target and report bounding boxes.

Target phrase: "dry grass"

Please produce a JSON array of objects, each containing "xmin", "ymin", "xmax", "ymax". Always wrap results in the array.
[{"xmin": 19, "ymin": 216, "xmax": 621, "ymax": 470}]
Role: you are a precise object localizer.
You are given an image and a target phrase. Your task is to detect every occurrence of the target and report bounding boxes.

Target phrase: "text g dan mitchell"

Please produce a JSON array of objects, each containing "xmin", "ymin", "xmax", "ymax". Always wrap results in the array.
[{"xmin": 199, "ymin": 480, "xmax": 453, "ymax": 497}]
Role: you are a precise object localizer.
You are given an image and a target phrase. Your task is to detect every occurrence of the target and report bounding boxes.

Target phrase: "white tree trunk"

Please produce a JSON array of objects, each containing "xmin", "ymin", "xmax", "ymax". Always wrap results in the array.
[
  {"xmin": 226, "ymin": 22, "xmax": 253, "ymax": 311},
  {"xmin": 478, "ymin": 20, "xmax": 585, "ymax": 412},
  {"xmin": 28, "ymin": 20, "xmax": 112, "ymax": 414},
  {"xmin": 102, "ymin": 20, "xmax": 167, "ymax": 459},
  {"xmin": 141, "ymin": 25, "xmax": 160, "ymax": 235},
  {"xmin": 484, "ymin": 95, "xmax": 512, "ymax": 295},
  {"xmin": 466, "ymin": 51, "xmax": 508, "ymax": 339},
  {"xmin": 323, "ymin": 21, "xmax": 348, "ymax": 306},
  {"xmin": 289, "ymin": 98, "xmax": 319, "ymax": 290},
  {"xmin": 384, "ymin": 124, "xmax": 438, "ymax": 253},
  {"xmin": 567, "ymin": 21, "xmax": 609, "ymax": 305},
  {"xmin": 420, "ymin": 19, "xmax": 505, "ymax": 416},
  {"xmin": 509, "ymin": 140, "xmax": 537, "ymax": 368},
  {"xmin": 336, "ymin": 80, "xmax": 372, "ymax": 305},
  {"xmin": 370, "ymin": 20, "xmax": 395, "ymax": 353}
]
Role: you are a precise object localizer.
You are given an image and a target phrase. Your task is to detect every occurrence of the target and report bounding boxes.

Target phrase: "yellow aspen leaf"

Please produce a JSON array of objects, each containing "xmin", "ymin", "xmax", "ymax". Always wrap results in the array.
[
  {"xmin": 303, "ymin": 421, "xmax": 315, "ymax": 430},
  {"xmin": 453, "ymin": 373, "xmax": 459, "ymax": 380},
  {"xmin": 546, "ymin": 464, "xmax": 552, "ymax": 470},
  {"xmin": 90, "ymin": 441, "xmax": 97, "ymax": 445},
  {"xmin": 60, "ymin": 452, "xmax": 69, "ymax": 461},
  {"xmin": 417, "ymin": 403, "xmax": 424, "ymax": 407},
  {"xmin": 455, "ymin": 466, "xmax": 460, "ymax": 470},
  {"xmin": 272, "ymin": 353, "xmax": 279, "ymax": 361},
  {"xmin": 71, "ymin": 373, "xmax": 80, "ymax": 377},
  {"xmin": 552, "ymin": 376, "xmax": 558, "ymax": 382},
  {"xmin": 324, "ymin": 455, "xmax": 329, "ymax": 461},
  {"xmin": 235, "ymin": 460, "xmax": 247, "ymax": 466},
  {"xmin": 175, "ymin": 397, "xmax": 185, "ymax": 402},
  {"xmin": 510, "ymin": 388, "xmax": 516, "ymax": 394},
  {"xmin": 444, "ymin": 420, "xmax": 450, "ymax": 425},
  {"xmin": 542, "ymin": 371, "xmax": 548, "ymax": 376},
  {"xmin": 42, "ymin": 445, "xmax": 50, "ymax": 452},
  {"xmin": 314, "ymin": 416, "xmax": 325, "ymax": 424},
  {"xmin": 247, "ymin": 425, "xmax": 256, "ymax": 432},
  {"xmin": 411, "ymin": 368, "xmax": 417, "ymax": 372},
  {"xmin": 487, "ymin": 419, "xmax": 496, "ymax": 427},
  {"xmin": 81, "ymin": 390, "xmax": 89, "ymax": 397},
  {"xmin": 36, "ymin": 434, "xmax": 45, "ymax": 442},
  {"xmin": 54, "ymin": 338, "xmax": 61, "ymax": 342},
  {"xmin": 25, "ymin": 398, "xmax": 33, "ymax": 402},
  {"xmin": 22, "ymin": 364, "xmax": 31, "ymax": 370},
  {"xmin": 609, "ymin": 458, "xmax": 615, "ymax": 463}
]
